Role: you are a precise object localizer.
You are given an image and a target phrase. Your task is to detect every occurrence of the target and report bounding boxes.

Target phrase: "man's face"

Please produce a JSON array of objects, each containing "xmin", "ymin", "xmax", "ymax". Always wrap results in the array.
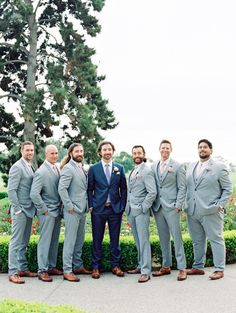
[
  {"xmin": 159, "ymin": 143, "xmax": 172, "ymax": 160},
  {"xmin": 100, "ymin": 144, "xmax": 114, "ymax": 162},
  {"xmin": 21, "ymin": 144, "xmax": 34, "ymax": 162},
  {"xmin": 132, "ymin": 147, "xmax": 145, "ymax": 165},
  {"xmin": 70, "ymin": 145, "xmax": 84, "ymax": 163},
  {"xmin": 198, "ymin": 142, "xmax": 212, "ymax": 160},
  {"xmin": 46, "ymin": 146, "xmax": 58, "ymax": 164}
]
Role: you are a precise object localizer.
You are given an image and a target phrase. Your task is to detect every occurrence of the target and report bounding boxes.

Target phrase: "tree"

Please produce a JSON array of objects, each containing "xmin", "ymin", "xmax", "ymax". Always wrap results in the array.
[
  {"xmin": 113, "ymin": 151, "xmax": 133, "ymax": 174},
  {"xmin": 0, "ymin": 0, "xmax": 117, "ymax": 173}
]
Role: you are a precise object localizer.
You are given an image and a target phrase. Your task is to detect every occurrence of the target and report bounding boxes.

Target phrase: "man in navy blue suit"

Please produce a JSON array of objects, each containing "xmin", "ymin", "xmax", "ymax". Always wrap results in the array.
[{"xmin": 88, "ymin": 141, "xmax": 127, "ymax": 279}]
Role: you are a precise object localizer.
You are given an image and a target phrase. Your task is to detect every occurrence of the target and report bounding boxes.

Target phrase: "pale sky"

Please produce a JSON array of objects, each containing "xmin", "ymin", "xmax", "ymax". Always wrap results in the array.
[{"xmin": 92, "ymin": 0, "xmax": 236, "ymax": 163}]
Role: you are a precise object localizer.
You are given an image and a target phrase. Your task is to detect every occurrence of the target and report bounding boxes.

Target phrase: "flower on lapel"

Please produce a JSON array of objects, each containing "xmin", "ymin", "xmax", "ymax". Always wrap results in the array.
[
  {"xmin": 205, "ymin": 166, "xmax": 211, "ymax": 172},
  {"xmin": 113, "ymin": 166, "xmax": 120, "ymax": 174}
]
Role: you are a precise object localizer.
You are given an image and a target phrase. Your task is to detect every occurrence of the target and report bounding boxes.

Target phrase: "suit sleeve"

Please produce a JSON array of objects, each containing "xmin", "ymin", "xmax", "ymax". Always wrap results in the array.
[
  {"xmin": 30, "ymin": 172, "xmax": 48, "ymax": 214},
  {"xmin": 119, "ymin": 165, "xmax": 127, "ymax": 210},
  {"xmin": 7, "ymin": 165, "xmax": 23, "ymax": 213},
  {"xmin": 175, "ymin": 164, "xmax": 187, "ymax": 209},
  {"xmin": 87, "ymin": 166, "xmax": 94, "ymax": 208},
  {"xmin": 218, "ymin": 166, "xmax": 233, "ymax": 208},
  {"xmin": 141, "ymin": 170, "xmax": 157, "ymax": 213},
  {"xmin": 58, "ymin": 167, "xmax": 73, "ymax": 211}
]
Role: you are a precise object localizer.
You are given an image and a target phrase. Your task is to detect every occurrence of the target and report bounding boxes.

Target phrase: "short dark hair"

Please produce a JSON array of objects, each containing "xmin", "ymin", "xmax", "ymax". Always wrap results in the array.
[
  {"xmin": 159, "ymin": 139, "xmax": 172, "ymax": 149},
  {"xmin": 198, "ymin": 139, "xmax": 213, "ymax": 149},
  {"xmin": 20, "ymin": 141, "xmax": 34, "ymax": 150},
  {"xmin": 97, "ymin": 141, "xmax": 115, "ymax": 157},
  {"xmin": 131, "ymin": 145, "xmax": 147, "ymax": 163}
]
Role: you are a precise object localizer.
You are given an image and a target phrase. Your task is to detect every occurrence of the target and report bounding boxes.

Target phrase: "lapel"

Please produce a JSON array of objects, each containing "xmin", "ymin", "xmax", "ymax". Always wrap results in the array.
[
  {"xmin": 195, "ymin": 159, "xmax": 214, "ymax": 187},
  {"xmin": 129, "ymin": 163, "xmax": 145, "ymax": 191},
  {"xmin": 44, "ymin": 161, "xmax": 60, "ymax": 184},
  {"xmin": 98, "ymin": 161, "xmax": 109, "ymax": 186},
  {"xmin": 20, "ymin": 158, "xmax": 34, "ymax": 176},
  {"xmin": 70, "ymin": 160, "xmax": 87, "ymax": 187}
]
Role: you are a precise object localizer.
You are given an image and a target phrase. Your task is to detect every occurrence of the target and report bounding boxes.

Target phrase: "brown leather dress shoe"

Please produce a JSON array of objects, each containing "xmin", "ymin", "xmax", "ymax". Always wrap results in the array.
[
  {"xmin": 73, "ymin": 267, "xmax": 92, "ymax": 275},
  {"xmin": 177, "ymin": 270, "xmax": 187, "ymax": 281},
  {"xmin": 9, "ymin": 274, "xmax": 25, "ymax": 284},
  {"xmin": 38, "ymin": 272, "xmax": 53, "ymax": 282},
  {"xmin": 138, "ymin": 274, "xmax": 150, "ymax": 283},
  {"xmin": 112, "ymin": 267, "xmax": 124, "ymax": 277},
  {"xmin": 209, "ymin": 271, "xmax": 224, "ymax": 280},
  {"xmin": 186, "ymin": 268, "xmax": 205, "ymax": 275},
  {"xmin": 127, "ymin": 268, "xmax": 141, "ymax": 274},
  {"xmin": 92, "ymin": 269, "xmax": 100, "ymax": 279},
  {"xmin": 152, "ymin": 267, "xmax": 171, "ymax": 277},
  {"xmin": 48, "ymin": 268, "xmax": 63, "ymax": 276},
  {"xmin": 63, "ymin": 272, "xmax": 80, "ymax": 282},
  {"xmin": 18, "ymin": 270, "xmax": 38, "ymax": 277}
]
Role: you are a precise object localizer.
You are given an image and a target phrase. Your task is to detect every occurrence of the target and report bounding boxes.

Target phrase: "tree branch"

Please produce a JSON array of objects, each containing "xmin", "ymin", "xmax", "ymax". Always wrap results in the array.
[
  {"xmin": 0, "ymin": 43, "xmax": 29, "ymax": 55},
  {"xmin": 2, "ymin": 60, "xmax": 28, "ymax": 66},
  {"xmin": 0, "ymin": 94, "xmax": 22, "ymax": 101},
  {"xmin": 38, "ymin": 25, "xmax": 59, "ymax": 43}
]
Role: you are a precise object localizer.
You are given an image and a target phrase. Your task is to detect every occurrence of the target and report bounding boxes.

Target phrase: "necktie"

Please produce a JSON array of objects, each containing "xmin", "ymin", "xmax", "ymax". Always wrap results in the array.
[
  {"xmin": 105, "ymin": 164, "xmax": 111, "ymax": 183},
  {"xmin": 53, "ymin": 165, "xmax": 59, "ymax": 176},
  {"xmin": 196, "ymin": 163, "xmax": 203, "ymax": 177},
  {"xmin": 28, "ymin": 164, "xmax": 34, "ymax": 175},
  {"xmin": 160, "ymin": 162, "xmax": 166, "ymax": 174}
]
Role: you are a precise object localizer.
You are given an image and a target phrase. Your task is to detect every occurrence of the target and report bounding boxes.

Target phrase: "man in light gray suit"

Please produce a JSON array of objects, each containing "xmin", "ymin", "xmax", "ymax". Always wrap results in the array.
[
  {"xmin": 8, "ymin": 141, "xmax": 38, "ymax": 284},
  {"xmin": 58, "ymin": 143, "xmax": 91, "ymax": 282},
  {"xmin": 30, "ymin": 145, "xmax": 63, "ymax": 282},
  {"xmin": 186, "ymin": 139, "xmax": 232, "ymax": 280},
  {"xmin": 126, "ymin": 145, "xmax": 157, "ymax": 283},
  {"xmin": 151, "ymin": 139, "xmax": 187, "ymax": 281}
]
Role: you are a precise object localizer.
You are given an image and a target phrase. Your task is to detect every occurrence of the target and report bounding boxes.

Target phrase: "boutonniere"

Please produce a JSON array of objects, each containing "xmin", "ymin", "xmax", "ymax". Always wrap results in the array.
[
  {"xmin": 168, "ymin": 166, "xmax": 175, "ymax": 173},
  {"xmin": 113, "ymin": 166, "xmax": 120, "ymax": 175},
  {"xmin": 205, "ymin": 167, "xmax": 211, "ymax": 172}
]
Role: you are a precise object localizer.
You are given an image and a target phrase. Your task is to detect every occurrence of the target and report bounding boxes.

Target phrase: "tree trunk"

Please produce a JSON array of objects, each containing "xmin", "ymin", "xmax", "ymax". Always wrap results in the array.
[{"xmin": 24, "ymin": 6, "xmax": 37, "ymax": 146}]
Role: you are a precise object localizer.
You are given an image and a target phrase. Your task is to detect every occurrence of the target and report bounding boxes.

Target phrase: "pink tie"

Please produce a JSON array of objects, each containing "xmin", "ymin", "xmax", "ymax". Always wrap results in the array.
[{"xmin": 160, "ymin": 162, "xmax": 166, "ymax": 174}]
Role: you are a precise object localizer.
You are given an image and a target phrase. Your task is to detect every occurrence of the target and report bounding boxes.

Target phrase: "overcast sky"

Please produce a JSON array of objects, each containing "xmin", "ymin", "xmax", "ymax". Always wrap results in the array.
[{"xmin": 92, "ymin": 0, "xmax": 236, "ymax": 163}]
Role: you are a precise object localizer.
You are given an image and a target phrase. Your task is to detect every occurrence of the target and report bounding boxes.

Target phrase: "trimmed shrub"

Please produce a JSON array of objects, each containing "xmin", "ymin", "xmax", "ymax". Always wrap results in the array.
[
  {"xmin": 0, "ymin": 299, "xmax": 87, "ymax": 313},
  {"xmin": 0, "ymin": 231, "xmax": 236, "ymax": 272},
  {"xmin": 0, "ymin": 192, "xmax": 7, "ymax": 200}
]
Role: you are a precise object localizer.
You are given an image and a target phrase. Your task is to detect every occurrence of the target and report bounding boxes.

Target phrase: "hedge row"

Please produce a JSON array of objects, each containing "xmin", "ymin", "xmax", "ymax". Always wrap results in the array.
[
  {"xmin": 0, "ymin": 299, "xmax": 87, "ymax": 313},
  {"xmin": 1, "ymin": 231, "xmax": 236, "ymax": 273},
  {"xmin": 0, "ymin": 192, "xmax": 7, "ymax": 200}
]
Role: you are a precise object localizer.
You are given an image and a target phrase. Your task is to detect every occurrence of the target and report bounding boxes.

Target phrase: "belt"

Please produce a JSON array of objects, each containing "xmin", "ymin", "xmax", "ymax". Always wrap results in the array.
[{"xmin": 105, "ymin": 202, "xmax": 112, "ymax": 207}]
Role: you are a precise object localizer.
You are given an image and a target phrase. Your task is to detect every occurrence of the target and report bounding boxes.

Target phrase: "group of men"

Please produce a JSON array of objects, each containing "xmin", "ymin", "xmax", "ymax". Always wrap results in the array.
[{"xmin": 7, "ymin": 138, "xmax": 232, "ymax": 284}]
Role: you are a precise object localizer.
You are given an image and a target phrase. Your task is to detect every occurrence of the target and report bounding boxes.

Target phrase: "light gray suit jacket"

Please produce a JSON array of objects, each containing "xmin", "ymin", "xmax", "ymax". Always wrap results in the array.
[
  {"xmin": 7, "ymin": 158, "xmax": 35, "ymax": 218},
  {"xmin": 151, "ymin": 158, "xmax": 186, "ymax": 213},
  {"xmin": 185, "ymin": 159, "xmax": 232, "ymax": 216},
  {"xmin": 58, "ymin": 160, "xmax": 88, "ymax": 214},
  {"xmin": 30, "ymin": 161, "xmax": 62, "ymax": 217},
  {"xmin": 126, "ymin": 163, "xmax": 157, "ymax": 217}
]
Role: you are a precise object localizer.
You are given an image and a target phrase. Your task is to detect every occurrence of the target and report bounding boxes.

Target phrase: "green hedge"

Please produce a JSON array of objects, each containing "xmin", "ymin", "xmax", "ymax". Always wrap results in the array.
[
  {"xmin": 0, "ymin": 192, "xmax": 8, "ymax": 200},
  {"xmin": 0, "ymin": 299, "xmax": 87, "ymax": 313},
  {"xmin": 1, "ymin": 231, "xmax": 236, "ymax": 272}
]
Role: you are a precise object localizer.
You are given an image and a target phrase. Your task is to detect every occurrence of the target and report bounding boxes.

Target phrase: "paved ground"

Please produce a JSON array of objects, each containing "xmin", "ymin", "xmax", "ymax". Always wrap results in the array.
[{"xmin": 1, "ymin": 265, "xmax": 236, "ymax": 313}]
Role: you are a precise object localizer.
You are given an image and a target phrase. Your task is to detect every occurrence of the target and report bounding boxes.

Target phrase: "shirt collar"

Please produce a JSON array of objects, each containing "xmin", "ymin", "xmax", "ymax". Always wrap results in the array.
[
  {"xmin": 101, "ymin": 160, "xmax": 112, "ymax": 168},
  {"xmin": 21, "ymin": 157, "xmax": 32, "ymax": 167}
]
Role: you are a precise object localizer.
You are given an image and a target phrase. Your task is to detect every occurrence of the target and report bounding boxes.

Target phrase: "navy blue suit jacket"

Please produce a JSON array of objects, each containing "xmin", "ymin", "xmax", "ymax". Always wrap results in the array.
[{"xmin": 88, "ymin": 161, "xmax": 127, "ymax": 214}]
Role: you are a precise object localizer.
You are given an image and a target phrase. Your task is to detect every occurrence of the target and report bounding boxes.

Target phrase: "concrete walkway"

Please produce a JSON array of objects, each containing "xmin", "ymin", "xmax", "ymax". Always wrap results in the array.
[{"xmin": 1, "ymin": 264, "xmax": 236, "ymax": 313}]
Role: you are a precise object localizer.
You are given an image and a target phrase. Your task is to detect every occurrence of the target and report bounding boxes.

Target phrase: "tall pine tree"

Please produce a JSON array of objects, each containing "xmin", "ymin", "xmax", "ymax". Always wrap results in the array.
[{"xmin": 0, "ymin": 0, "xmax": 117, "ymax": 174}]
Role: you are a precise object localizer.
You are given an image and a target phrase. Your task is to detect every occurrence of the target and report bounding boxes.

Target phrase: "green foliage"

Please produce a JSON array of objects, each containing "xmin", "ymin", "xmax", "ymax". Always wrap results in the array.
[
  {"xmin": 113, "ymin": 151, "xmax": 134, "ymax": 174},
  {"xmin": 0, "ymin": 192, "xmax": 7, "ymax": 199},
  {"xmin": 0, "ymin": 299, "xmax": 87, "ymax": 313},
  {"xmin": 0, "ymin": 0, "xmax": 117, "ymax": 178},
  {"xmin": 0, "ymin": 232, "xmax": 236, "ymax": 272}
]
